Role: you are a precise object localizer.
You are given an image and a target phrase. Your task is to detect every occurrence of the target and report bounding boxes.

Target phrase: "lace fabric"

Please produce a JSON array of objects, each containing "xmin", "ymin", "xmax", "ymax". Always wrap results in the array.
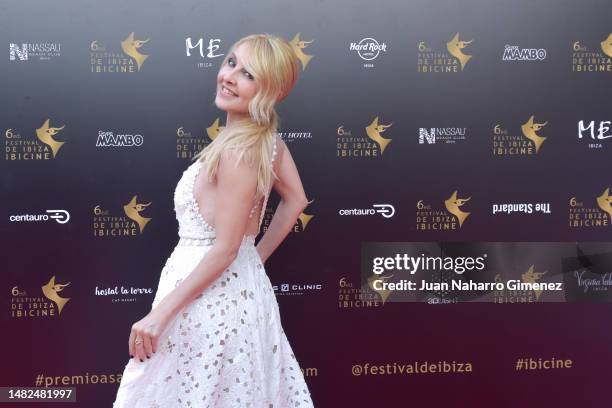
[{"xmin": 113, "ymin": 134, "xmax": 314, "ymax": 407}]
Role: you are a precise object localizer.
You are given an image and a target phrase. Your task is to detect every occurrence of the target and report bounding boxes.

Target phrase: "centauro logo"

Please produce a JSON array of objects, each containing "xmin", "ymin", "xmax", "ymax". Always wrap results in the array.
[
  {"xmin": 41, "ymin": 276, "xmax": 71, "ymax": 315},
  {"xmin": 289, "ymin": 33, "xmax": 314, "ymax": 70},
  {"xmin": 36, "ymin": 119, "xmax": 66, "ymax": 158},
  {"xmin": 416, "ymin": 190, "xmax": 472, "ymax": 231}
]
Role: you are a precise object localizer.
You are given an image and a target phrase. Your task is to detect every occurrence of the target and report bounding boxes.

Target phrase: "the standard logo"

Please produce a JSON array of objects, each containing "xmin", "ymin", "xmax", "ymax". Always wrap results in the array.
[{"xmin": 91, "ymin": 32, "xmax": 150, "ymax": 73}]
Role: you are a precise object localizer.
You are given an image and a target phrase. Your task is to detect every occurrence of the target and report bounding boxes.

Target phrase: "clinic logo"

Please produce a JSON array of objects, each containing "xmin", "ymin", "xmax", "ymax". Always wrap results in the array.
[
  {"xmin": 10, "ymin": 275, "xmax": 72, "ymax": 319},
  {"xmin": 9, "ymin": 210, "xmax": 70, "ymax": 224},
  {"xmin": 338, "ymin": 204, "xmax": 395, "ymax": 218},
  {"xmin": 418, "ymin": 33, "xmax": 473, "ymax": 73},
  {"xmin": 96, "ymin": 131, "xmax": 144, "ymax": 147},
  {"xmin": 349, "ymin": 37, "xmax": 387, "ymax": 68},
  {"xmin": 494, "ymin": 265, "xmax": 547, "ymax": 303},
  {"xmin": 272, "ymin": 282, "xmax": 323, "ymax": 296},
  {"xmin": 492, "ymin": 115, "xmax": 548, "ymax": 156},
  {"xmin": 571, "ymin": 33, "xmax": 612, "ymax": 73},
  {"xmin": 338, "ymin": 277, "xmax": 385, "ymax": 309},
  {"xmin": 91, "ymin": 32, "xmax": 150, "ymax": 73},
  {"xmin": 418, "ymin": 127, "xmax": 467, "ymax": 145},
  {"xmin": 289, "ymin": 33, "xmax": 314, "ymax": 70},
  {"xmin": 93, "ymin": 195, "xmax": 152, "ymax": 237},
  {"xmin": 416, "ymin": 190, "xmax": 472, "ymax": 231},
  {"xmin": 568, "ymin": 188, "xmax": 612, "ymax": 229},
  {"xmin": 502, "ymin": 45, "xmax": 547, "ymax": 61},
  {"xmin": 336, "ymin": 116, "xmax": 392, "ymax": 158},
  {"xmin": 9, "ymin": 42, "xmax": 62, "ymax": 61},
  {"xmin": 577, "ymin": 120, "xmax": 611, "ymax": 149},
  {"xmin": 185, "ymin": 36, "xmax": 224, "ymax": 69},
  {"xmin": 4, "ymin": 119, "xmax": 67, "ymax": 161}
]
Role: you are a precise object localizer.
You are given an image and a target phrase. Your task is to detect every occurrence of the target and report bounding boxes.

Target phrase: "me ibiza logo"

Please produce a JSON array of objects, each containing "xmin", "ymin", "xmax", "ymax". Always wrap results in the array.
[
  {"xmin": 577, "ymin": 120, "xmax": 611, "ymax": 149},
  {"xmin": 185, "ymin": 37, "xmax": 224, "ymax": 68}
]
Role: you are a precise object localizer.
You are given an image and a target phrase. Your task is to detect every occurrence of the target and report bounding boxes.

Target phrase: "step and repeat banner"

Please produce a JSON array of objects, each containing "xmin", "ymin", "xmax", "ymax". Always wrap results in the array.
[{"xmin": 2, "ymin": 0, "xmax": 612, "ymax": 406}]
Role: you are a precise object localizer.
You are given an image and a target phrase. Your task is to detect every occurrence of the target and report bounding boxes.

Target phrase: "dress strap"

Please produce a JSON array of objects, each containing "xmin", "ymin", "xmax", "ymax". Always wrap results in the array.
[{"xmin": 257, "ymin": 134, "xmax": 277, "ymax": 231}]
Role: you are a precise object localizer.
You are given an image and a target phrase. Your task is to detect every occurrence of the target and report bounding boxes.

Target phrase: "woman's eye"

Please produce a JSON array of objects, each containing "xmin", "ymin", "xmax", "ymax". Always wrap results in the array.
[{"xmin": 244, "ymin": 72, "xmax": 253, "ymax": 80}]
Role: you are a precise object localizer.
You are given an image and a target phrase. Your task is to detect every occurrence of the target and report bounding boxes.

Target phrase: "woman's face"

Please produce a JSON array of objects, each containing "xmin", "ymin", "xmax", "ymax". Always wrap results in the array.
[{"xmin": 215, "ymin": 42, "xmax": 259, "ymax": 119}]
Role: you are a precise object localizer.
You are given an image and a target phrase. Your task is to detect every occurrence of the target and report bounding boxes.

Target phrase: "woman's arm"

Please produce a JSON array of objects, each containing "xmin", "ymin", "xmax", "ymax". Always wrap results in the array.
[
  {"xmin": 256, "ymin": 138, "xmax": 309, "ymax": 263},
  {"xmin": 154, "ymin": 149, "xmax": 259, "ymax": 320}
]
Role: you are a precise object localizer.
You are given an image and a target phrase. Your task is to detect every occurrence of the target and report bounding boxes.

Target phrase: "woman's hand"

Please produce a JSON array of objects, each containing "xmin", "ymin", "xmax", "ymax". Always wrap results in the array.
[{"xmin": 128, "ymin": 307, "xmax": 172, "ymax": 362}]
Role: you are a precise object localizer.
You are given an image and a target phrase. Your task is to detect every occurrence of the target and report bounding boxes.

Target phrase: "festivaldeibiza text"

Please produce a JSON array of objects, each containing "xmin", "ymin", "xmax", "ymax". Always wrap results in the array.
[{"xmin": 371, "ymin": 279, "xmax": 563, "ymax": 292}]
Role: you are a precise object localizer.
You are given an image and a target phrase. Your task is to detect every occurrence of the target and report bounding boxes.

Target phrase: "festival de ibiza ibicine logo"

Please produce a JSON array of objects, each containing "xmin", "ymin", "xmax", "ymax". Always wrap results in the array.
[
  {"xmin": 492, "ymin": 115, "xmax": 549, "ymax": 157},
  {"xmin": 416, "ymin": 190, "xmax": 473, "ymax": 231},
  {"xmin": 572, "ymin": 32, "xmax": 612, "ymax": 73},
  {"xmin": 417, "ymin": 33, "xmax": 474, "ymax": 73},
  {"xmin": 568, "ymin": 188, "xmax": 612, "ymax": 229},
  {"xmin": 92, "ymin": 195, "xmax": 152, "ymax": 237},
  {"xmin": 176, "ymin": 118, "xmax": 221, "ymax": 160},
  {"xmin": 10, "ymin": 275, "xmax": 72, "ymax": 319},
  {"xmin": 90, "ymin": 32, "xmax": 150, "ymax": 73},
  {"xmin": 4, "ymin": 119, "xmax": 67, "ymax": 161},
  {"xmin": 336, "ymin": 116, "xmax": 393, "ymax": 158}
]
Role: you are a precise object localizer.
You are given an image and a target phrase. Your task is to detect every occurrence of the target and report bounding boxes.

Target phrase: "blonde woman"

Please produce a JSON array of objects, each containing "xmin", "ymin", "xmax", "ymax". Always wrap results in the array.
[{"xmin": 114, "ymin": 34, "xmax": 314, "ymax": 407}]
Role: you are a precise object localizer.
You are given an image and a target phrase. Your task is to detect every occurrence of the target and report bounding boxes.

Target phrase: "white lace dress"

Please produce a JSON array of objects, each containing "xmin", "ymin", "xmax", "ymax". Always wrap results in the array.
[{"xmin": 113, "ymin": 136, "xmax": 314, "ymax": 407}]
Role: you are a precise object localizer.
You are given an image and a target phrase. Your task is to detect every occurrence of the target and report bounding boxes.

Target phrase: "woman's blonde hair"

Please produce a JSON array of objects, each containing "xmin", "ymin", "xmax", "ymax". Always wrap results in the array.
[{"xmin": 193, "ymin": 33, "xmax": 300, "ymax": 200}]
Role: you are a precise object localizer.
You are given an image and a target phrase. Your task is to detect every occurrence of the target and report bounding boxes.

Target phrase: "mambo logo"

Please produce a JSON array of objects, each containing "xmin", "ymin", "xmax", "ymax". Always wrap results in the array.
[
  {"xmin": 339, "ymin": 204, "xmax": 395, "ymax": 218},
  {"xmin": 502, "ymin": 45, "xmax": 547, "ymax": 61},
  {"xmin": 371, "ymin": 253, "xmax": 487, "ymax": 275},
  {"xmin": 9, "ymin": 209, "xmax": 70, "ymax": 224},
  {"xmin": 96, "ymin": 131, "xmax": 143, "ymax": 147}
]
